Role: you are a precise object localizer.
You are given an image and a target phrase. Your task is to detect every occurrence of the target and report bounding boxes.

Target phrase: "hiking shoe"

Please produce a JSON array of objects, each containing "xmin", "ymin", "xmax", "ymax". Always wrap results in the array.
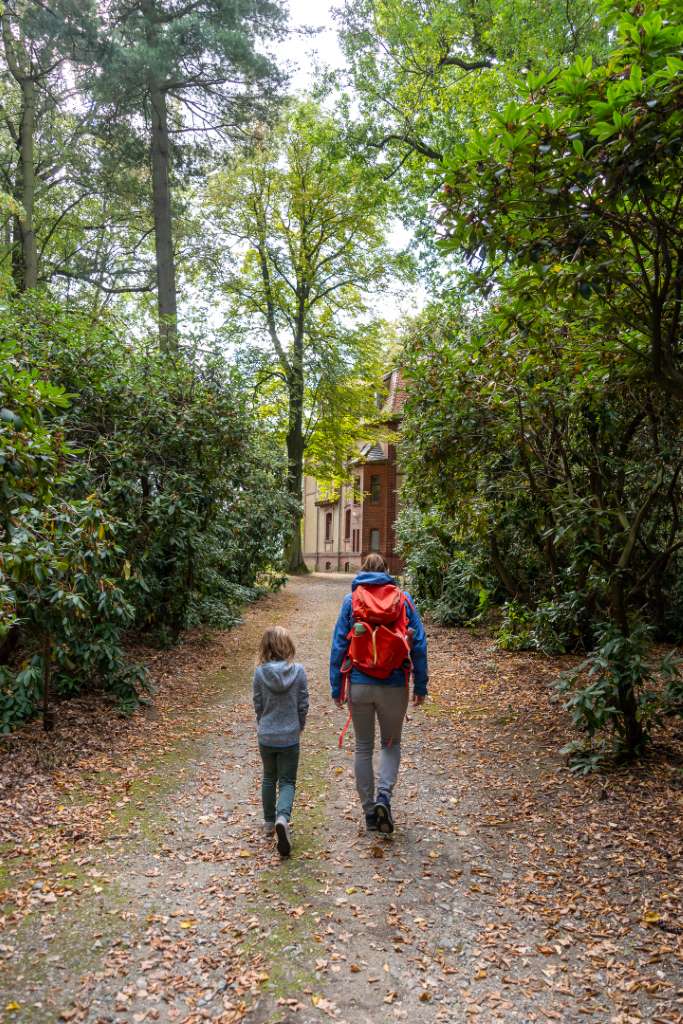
[
  {"xmin": 374, "ymin": 794, "xmax": 394, "ymax": 835},
  {"xmin": 275, "ymin": 815, "xmax": 292, "ymax": 857},
  {"xmin": 263, "ymin": 821, "xmax": 275, "ymax": 836},
  {"xmin": 365, "ymin": 812, "xmax": 379, "ymax": 832}
]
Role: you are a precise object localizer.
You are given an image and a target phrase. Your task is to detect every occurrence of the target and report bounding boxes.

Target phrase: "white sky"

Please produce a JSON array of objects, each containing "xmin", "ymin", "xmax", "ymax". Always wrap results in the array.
[{"xmin": 277, "ymin": 0, "xmax": 347, "ymax": 93}]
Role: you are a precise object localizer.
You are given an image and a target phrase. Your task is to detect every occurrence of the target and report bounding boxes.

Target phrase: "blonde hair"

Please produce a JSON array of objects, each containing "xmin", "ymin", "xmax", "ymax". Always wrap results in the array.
[
  {"xmin": 362, "ymin": 553, "xmax": 387, "ymax": 573},
  {"xmin": 258, "ymin": 626, "xmax": 295, "ymax": 664}
]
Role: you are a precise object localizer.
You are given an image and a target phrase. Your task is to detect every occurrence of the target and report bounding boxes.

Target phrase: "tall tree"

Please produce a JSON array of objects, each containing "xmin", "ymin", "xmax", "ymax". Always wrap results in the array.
[
  {"xmin": 210, "ymin": 101, "xmax": 401, "ymax": 572},
  {"xmin": 0, "ymin": 0, "xmax": 96, "ymax": 291},
  {"xmin": 340, "ymin": 0, "xmax": 607, "ymax": 232},
  {"xmin": 97, "ymin": 0, "xmax": 287, "ymax": 350}
]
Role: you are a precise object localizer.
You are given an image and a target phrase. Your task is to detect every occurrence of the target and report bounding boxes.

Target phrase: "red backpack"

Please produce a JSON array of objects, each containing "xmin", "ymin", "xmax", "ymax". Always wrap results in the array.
[
  {"xmin": 337, "ymin": 583, "xmax": 413, "ymax": 748},
  {"xmin": 346, "ymin": 583, "xmax": 412, "ymax": 680}
]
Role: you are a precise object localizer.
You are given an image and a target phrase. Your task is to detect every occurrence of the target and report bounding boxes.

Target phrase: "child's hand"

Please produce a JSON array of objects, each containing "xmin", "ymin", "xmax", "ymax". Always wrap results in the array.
[{"xmin": 412, "ymin": 693, "xmax": 426, "ymax": 706}]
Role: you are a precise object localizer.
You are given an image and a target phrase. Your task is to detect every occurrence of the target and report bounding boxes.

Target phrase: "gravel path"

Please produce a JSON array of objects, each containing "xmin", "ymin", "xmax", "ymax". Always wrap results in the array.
[{"xmin": 1, "ymin": 574, "xmax": 681, "ymax": 1024}]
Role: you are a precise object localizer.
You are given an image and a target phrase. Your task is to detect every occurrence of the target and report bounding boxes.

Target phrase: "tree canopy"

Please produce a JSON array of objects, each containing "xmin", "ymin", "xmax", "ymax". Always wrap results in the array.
[{"xmin": 210, "ymin": 100, "xmax": 403, "ymax": 571}]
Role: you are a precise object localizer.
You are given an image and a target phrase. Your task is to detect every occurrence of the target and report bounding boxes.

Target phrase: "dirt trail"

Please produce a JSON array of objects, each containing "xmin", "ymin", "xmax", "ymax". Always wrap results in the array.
[{"xmin": 1, "ymin": 574, "xmax": 681, "ymax": 1024}]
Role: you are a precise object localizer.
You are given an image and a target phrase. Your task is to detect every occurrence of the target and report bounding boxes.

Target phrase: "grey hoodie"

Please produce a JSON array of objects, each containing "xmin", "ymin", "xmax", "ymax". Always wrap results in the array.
[{"xmin": 253, "ymin": 660, "xmax": 309, "ymax": 748}]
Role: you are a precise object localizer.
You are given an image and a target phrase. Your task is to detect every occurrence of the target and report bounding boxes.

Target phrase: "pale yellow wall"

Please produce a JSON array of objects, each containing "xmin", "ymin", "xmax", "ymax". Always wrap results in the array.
[
  {"xmin": 302, "ymin": 454, "xmax": 403, "ymax": 571},
  {"xmin": 303, "ymin": 476, "xmax": 318, "ymax": 564}
]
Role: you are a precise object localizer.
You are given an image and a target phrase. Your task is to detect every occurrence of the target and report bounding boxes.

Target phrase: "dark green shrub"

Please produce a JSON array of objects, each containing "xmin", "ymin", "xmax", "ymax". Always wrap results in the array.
[
  {"xmin": 0, "ymin": 298, "xmax": 293, "ymax": 730},
  {"xmin": 397, "ymin": 507, "xmax": 492, "ymax": 625},
  {"xmin": 558, "ymin": 624, "xmax": 683, "ymax": 772}
]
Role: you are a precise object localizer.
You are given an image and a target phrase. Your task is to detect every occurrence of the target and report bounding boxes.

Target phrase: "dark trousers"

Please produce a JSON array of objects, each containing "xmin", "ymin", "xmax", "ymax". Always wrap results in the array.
[{"xmin": 259, "ymin": 743, "xmax": 300, "ymax": 823}]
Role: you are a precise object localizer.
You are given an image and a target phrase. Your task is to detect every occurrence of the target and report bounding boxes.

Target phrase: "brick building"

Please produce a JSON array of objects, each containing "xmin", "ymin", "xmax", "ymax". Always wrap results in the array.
[{"xmin": 302, "ymin": 369, "xmax": 406, "ymax": 574}]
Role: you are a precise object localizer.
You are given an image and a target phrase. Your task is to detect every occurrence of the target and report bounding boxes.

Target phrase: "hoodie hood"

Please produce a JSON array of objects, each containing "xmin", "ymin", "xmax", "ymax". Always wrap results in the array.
[
  {"xmin": 257, "ymin": 660, "xmax": 300, "ymax": 693},
  {"xmin": 351, "ymin": 571, "xmax": 397, "ymax": 590}
]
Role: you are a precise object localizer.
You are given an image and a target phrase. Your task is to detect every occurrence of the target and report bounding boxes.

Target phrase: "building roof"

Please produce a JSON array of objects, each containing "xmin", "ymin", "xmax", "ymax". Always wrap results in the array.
[
  {"xmin": 359, "ymin": 442, "xmax": 386, "ymax": 462},
  {"xmin": 382, "ymin": 368, "xmax": 407, "ymax": 417}
]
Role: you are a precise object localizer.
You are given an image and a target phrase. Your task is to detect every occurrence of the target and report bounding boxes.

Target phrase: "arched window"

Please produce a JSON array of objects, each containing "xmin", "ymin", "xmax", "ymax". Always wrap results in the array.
[
  {"xmin": 344, "ymin": 507, "xmax": 351, "ymax": 540},
  {"xmin": 325, "ymin": 511, "xmax": 333, "ymax": 541},
  {"xmin": 369, "ymin": 528, "xmax": 380, "ymax": 552}
]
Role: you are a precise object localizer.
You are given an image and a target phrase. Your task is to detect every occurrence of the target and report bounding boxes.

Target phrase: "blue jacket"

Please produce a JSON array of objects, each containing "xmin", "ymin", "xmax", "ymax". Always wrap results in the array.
[{"xmin": 329, "ymin": 571, "xmax": 429, "ymax": 700}]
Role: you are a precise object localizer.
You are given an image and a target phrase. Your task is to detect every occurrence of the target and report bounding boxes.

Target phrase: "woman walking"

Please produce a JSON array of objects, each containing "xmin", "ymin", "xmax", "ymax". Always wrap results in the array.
[{"xmin": 329, "ymin": 554, "xmax": 428, "ymax": 833}]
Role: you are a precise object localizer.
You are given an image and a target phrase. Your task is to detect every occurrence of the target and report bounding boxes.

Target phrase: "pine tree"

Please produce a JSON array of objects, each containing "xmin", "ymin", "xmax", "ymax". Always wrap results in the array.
[
  {"xmin": 0, "ymin": 0, "xmax": 97, "ymax": 291},
  {"xmin": 97, "ymin": 0, "xmax": 287, "ymax": 350}
]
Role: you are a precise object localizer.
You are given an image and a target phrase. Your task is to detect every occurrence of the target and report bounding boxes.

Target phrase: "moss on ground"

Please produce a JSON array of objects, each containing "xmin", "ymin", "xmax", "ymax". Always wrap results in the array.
[
  {"xmin": 240, "ymin": 736, "xmax": 334, "ymax": 1010},
  {"xmin": 0, "ymin": 877, "xmax": 132, "ymax": 1024},
  {"xmin": 0, "ymin": 841, "xmax": 15, "ymax": 894}
]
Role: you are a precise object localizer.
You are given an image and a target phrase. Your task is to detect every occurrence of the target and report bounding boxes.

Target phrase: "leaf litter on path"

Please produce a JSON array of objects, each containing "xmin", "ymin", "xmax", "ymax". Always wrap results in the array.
[{"xmin": 0, "ymin": 577, "xmax": 681, "ymax": 1023}]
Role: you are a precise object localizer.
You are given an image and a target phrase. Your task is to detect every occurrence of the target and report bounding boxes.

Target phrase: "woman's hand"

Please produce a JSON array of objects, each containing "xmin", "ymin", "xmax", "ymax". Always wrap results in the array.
[
  {"xmin": 334, "ymin": 698, "xmax": 346, "ymax": 708},
  {"xmin": 412, "ymin": 693, "xmax": 426, "ymax": 707}
]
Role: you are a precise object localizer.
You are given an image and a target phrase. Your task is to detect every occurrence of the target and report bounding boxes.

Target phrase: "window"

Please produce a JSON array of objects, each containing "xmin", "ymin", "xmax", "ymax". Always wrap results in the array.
[
  {"xmin": 344, "ymin": 508, "xmax": 351, "ymax": 541},
  {"xmin": 325, "ymin": 511, "xmax": 333, "ymax": 541},
  {"xmin": 344, "ymin": 561, "xmax": 350, "ymax": 573},
  {"xmin": 369, "ymin": 528, "xmax": 380, "ymax": 552},
  {"xmin": 370, "ymin": 475, "xmax": 380, "ymax": 504},
  {"xmin": 353, "ymin": 477, "xmax": 360, "ymax": 505},
  {"xmin": 352, "ymin": 529, "xmax": 359, "ymax": 553}
]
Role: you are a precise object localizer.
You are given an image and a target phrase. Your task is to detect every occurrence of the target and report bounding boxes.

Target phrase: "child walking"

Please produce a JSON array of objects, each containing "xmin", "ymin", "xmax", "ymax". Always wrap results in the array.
[{"xmin": 253, "ymin": 626, "xmax": 309, "ymax": 857}]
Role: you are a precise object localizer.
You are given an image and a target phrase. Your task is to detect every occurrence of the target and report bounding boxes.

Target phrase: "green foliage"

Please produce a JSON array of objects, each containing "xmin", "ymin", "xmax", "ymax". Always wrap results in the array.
[
  {"xmin": 496, "ymin": 598, "xmax": 579, "ymax": 655},
  {"xmin": 0, "ymin": 297, "xmax": 293, "ymax": 730},
  {"xmin": 100, "ymin": 0, "xmax": 286, "ymax": 109},
  {"xmin": 440, "ymin": 0, "xmax": 683, "ymax": 397},
  {"xmin": 340, "ymin": 0, "xmax": 607, "ymax": 235},
  {"xmin": 390, "ymin": 2, "xmax": 683, "ymax": 760},
  {"xmin": 397, "ymin": 507, "xmax": 492, "ymax": 625},
  {"xmin": 209, "ymin": 99, "xmax": 404, "ymax": 569},
  {"xmin": 3, "ymin": 499, "xmax": 146, "ymax": 725},
  {"xmin": 558, "ymin": 624, "xmax": 683, "ymax": 772},
  {"xmin": 399, "ymin": 287, "xmax": 683, "ymax": 755}
]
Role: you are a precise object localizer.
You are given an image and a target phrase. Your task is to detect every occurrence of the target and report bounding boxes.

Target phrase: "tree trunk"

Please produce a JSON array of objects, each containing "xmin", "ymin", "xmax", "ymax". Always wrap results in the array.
[
  {"xmin": 609, "ymin": 575, "xmax": 645, "ymax": 756},
  {"xmin": 16, "ymin": 76, "xmax": 37, "ymax": 289},
  {"xmin": 285, "ymin": 348, "xmax": 308, "ymax": 575},
  {"xmin": 490, "ymin": 533, "xmax": 525, "ymax": 600},
  {"xmin": 42, "ymin": 636, "xmax": 54, "ymax": 732},
  {"xmin": 2, "ymin": 13, "xmax": 38, "ymax": 291},
  {"xmin": 149, "ymin": 83, "xmax": 177, "ymax": 351}
]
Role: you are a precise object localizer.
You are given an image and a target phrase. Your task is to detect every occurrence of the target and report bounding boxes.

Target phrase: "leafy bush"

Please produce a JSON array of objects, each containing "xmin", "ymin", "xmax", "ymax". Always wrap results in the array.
[
  {"xmin": 397, "ymin": 507, "xmax": 492, "ymax": 625},
  {"xmin": 0, "ymin": 298, "xmax": 293, "ymax": 731},
  {"xmin": 496, "ymin": 601, "xmax": 537, "ymax": 652},
  {"xmin": 496, "ymin": 590, "xmax": 587, "ymax": 655},
  {"xmin": 399, "ymin": 295, "xmax": 683, "ymax": 755},
  {"xmin": 2, "ymin": 499, "xmax": 146, "ymax": 731},
  {"xmin": 558, "ymin": 624, "xmax": 683, "ymax": 772}
]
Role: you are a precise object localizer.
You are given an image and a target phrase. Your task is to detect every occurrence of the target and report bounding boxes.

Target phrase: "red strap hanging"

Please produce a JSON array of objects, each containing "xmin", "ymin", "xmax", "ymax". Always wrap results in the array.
[{"xmin": 338, "ymin": 658, "xmax": 353, "ymax": 748}]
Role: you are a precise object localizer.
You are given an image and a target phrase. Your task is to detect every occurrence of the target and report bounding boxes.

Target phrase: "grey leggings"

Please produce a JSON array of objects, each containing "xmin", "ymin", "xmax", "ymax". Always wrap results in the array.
[{"xmin": 350, "ymin": 684, "xmax": 410, "ymax": 814}]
